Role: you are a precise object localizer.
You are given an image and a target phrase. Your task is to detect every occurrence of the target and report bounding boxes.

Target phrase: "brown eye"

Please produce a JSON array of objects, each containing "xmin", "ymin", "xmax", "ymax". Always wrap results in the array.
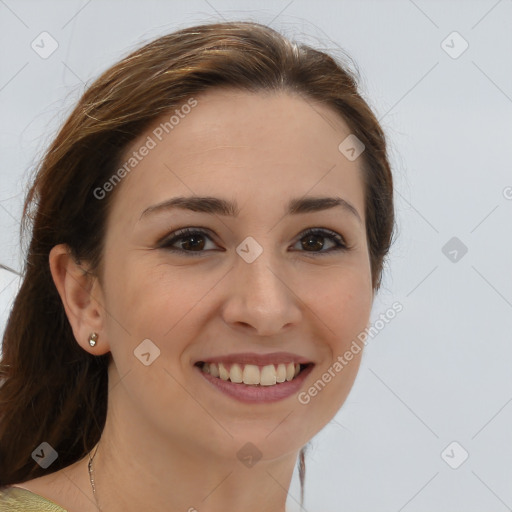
[
  {"xmin": 158, "ymin": 227, "xmax": 349, "ymax": 257},
  {"xmin": 294, "ymin": 228, "xmax": 349, "ymax": 255},
  {"xmin": 301, "ymin": 233, "xmax": 325, "ymax": 251},
  {"xmin": 159, "ymin": 228, "xmax": 216, "ymax": 255},
  {"xmin": 176, "ymin": 233, "xmax": 206, "ymax": 251}
]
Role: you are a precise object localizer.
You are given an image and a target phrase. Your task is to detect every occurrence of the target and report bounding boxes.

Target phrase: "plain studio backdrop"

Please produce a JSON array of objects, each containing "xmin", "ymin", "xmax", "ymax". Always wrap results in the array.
[{"xmin": 0, "ymin": 1, "xmax": 511, "ymax": 511}]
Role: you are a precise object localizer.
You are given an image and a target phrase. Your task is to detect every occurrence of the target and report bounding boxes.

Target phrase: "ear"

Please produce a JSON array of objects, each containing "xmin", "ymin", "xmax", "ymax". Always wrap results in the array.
[{"xmin": 49, "ymin": 244, "xmax": 110, "ymax": 355}]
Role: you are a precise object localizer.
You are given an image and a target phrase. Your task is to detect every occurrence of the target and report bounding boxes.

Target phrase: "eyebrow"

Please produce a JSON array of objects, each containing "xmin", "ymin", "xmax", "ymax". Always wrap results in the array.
[{"xmin": 139, "ymin": 195, "xmax": 362, "ymax": 224}]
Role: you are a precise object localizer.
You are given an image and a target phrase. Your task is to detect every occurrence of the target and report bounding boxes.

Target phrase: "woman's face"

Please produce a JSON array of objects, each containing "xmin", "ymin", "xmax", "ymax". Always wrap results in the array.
[{"xmin": 97, "ymin": 88, "xmax": 374, "ymax": 462}]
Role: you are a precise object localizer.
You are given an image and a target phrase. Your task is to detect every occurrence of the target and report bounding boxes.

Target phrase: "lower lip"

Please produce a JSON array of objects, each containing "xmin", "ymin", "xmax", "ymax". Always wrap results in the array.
[{"xmin": 196, "ymin": 364, "xmax": 314, "ymax": 404}]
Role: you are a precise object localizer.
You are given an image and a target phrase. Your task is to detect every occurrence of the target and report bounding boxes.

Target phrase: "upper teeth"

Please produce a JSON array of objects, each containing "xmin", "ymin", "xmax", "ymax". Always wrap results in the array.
[{"xmin": 201, "ymin": 362, "xmax": 301, "ymax": 386}]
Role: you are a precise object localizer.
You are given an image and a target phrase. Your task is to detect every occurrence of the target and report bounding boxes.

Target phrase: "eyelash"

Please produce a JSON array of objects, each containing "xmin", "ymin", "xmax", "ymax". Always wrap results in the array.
[{"xmin": 157, "ymin": 227, "xmax": 350, "ymax": 257}]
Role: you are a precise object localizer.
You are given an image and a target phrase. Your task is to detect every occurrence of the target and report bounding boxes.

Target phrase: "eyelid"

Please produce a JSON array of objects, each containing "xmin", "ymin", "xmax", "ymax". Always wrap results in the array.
[
  {"xmin": 157, "ymin": 226, "xmax": 351, "ymax": 255},
  {"xmin": 156, "ymin": 226, "xmax": 214, "ymax": 247},
  {"xmin": 298, "ymin": 227, "xmax": 349, "ymax": 249},
  {"xmin": 155, "ymin": 227, "xmax": 220, "ymax": 252}
]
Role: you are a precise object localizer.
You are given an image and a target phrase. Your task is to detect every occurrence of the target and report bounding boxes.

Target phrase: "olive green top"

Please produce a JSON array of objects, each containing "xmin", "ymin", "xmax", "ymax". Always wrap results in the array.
[{"xmin": 0, "ymin": 486, "xmax": 68, "ymax": 511}]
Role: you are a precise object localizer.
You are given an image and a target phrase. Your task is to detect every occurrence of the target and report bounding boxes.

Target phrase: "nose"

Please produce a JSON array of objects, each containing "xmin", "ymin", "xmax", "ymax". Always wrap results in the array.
[{"xmin": 221, "ymin": 252, "xmax": 302, "ymax": 337}]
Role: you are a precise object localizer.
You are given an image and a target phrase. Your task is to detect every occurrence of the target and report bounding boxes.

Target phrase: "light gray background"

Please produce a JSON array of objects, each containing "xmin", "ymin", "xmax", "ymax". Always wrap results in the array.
[{"xmin": 1, "ymin": 1, "xmax": 511, "ymax": 511}]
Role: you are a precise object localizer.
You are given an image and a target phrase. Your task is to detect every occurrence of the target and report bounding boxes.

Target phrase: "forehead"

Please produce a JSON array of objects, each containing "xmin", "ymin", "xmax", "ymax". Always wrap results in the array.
[{"xmin": 107, "ymin": 88, "xmax": 366, "ymax": 226}]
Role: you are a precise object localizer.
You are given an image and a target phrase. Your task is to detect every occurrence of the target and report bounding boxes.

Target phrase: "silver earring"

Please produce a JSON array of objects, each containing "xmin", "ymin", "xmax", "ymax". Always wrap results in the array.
[{"xmin": 88, "ymin": 332, "xmax": 98, "ymax": 347}]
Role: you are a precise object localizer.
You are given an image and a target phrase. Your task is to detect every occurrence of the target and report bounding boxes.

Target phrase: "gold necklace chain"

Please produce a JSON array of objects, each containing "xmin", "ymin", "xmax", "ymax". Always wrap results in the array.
[
  {"xmin": 87, "ymin": 445, "xmax": 102, "ymax": 512},
  {"xmin": 87, "ymin": 446, "xmax": 288, "ymax": 512}
]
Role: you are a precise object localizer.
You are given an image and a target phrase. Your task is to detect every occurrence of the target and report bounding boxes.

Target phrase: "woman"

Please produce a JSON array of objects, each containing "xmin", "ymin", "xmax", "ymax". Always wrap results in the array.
[{"xmin": 0, "ymin": 21, "xmax": 394, "ymax": 512}]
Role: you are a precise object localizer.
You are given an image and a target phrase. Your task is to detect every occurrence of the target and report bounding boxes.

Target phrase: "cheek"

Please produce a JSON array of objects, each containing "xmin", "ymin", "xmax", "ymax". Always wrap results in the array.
[
  {"xmin": 332, "ymin": 288, "xmax": 373, "ymax": 347},
  {"xmin": 300, "ymin": 269, "xmax": 372, "ymax": 413},
  {"xmin": 106, "ymin": 255, "xmax": 209, "ymax": 336},
  {"xmin": 311, "ymin": 265, "xmax": 373, "ymax": 344},
  {"xmin": 102, "ymin": 258, "xmax": 227, "ymax": 389}
]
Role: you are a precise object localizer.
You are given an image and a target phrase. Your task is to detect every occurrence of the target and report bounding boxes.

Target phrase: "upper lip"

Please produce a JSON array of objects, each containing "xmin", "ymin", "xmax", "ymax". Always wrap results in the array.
[{"xmin": 196, "ymin": 352, "xmax": 313, "ymax": 366}]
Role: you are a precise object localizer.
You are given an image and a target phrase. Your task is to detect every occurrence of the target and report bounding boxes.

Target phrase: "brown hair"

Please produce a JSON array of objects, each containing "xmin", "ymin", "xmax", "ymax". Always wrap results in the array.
[{"xmin": 0, "ymin": 20, "xmax": 395, "ymax": 504}]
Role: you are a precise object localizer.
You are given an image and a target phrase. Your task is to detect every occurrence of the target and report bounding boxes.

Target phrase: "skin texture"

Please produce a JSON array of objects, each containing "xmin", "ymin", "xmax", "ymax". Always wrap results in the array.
[{"xmin": 19, "ymin": 89, "xmax": 374, "ymax": 512}]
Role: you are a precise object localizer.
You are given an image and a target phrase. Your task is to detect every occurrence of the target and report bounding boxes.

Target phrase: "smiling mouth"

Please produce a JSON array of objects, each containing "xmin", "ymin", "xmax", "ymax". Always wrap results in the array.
[{"xmin": 194, "ymin": 361, "xmax": 312, "ymax": 387}]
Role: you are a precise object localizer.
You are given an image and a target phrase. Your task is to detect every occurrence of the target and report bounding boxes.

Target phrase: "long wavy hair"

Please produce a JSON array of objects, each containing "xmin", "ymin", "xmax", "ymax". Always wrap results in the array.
[{"xmin": 0, "ymin": 20, "xmax": 395, "ymax": 506}]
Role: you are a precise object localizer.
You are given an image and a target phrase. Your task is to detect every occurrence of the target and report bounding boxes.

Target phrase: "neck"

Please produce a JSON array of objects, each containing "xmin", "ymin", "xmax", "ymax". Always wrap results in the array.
[
  {"xmin": 92, "ymin": 427, "xmax": 295, "ymax": 512},
  {"xmin": 89, "ymin": 370, "xmax": 298, "ymax": 512}
]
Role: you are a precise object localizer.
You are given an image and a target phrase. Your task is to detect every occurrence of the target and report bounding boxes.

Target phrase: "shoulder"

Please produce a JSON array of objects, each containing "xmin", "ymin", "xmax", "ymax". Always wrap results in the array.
[{"xmin": 0, "ymin": 486, "xmax": 68, "ymax": 512}]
